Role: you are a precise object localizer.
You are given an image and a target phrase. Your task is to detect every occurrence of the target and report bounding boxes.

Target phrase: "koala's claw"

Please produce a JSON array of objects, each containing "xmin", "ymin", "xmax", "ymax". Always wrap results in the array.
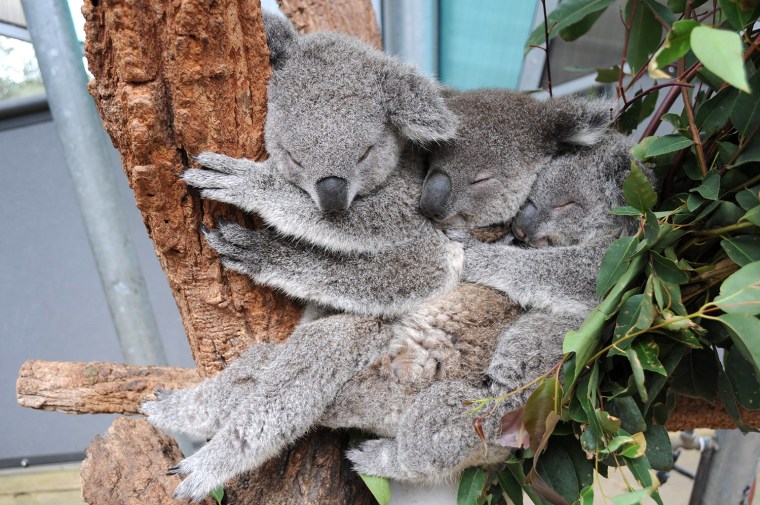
[{"xmin": 166, "ymin": 465, "xmax": 181, "ymax": 476}]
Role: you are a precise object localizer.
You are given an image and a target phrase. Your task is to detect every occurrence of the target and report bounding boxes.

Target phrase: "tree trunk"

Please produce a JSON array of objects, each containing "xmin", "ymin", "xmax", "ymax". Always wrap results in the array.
[{"xmin": 78, "ymin": 0, "xmax": 379, "ymax": 503}]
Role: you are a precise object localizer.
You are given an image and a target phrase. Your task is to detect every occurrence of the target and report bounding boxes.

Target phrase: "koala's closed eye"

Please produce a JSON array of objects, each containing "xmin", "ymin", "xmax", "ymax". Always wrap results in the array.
[
  {"xmin": 284, "ymin": 148, "xmax": 302, "ymax": 167},
  {"xmin": 357, "ymin": 145, "xmax": 374, "ymax": 163},
  {"xmin": 553, "ymin": 201, "xmax": 579, "ymax": 210},
  {"xmin": 471, "ymin": 171, "xmax": 494, "ymax": 185}
]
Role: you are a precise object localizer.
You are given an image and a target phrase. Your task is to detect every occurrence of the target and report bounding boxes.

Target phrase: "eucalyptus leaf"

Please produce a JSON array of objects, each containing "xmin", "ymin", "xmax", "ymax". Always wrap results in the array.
[
  {"xmin": 730, "ymin": 71, "xmax": 760, "ymax": 136},
  {"xmin": 210, "ymin": 486, "xmax": 224, "ymax": 505},
  {"xmin": 626, "ymin": 347, "xmax": 649, "ymax": 402},
  {"xmin": 623, "ymin": 164, "xmax": 658, "ymax": 212},
  {"xmin": 525, "ymin": 0, "xmax": 618, "ymax": 53},
  {"xmin": 497, "ymin": 470, "xmax": 524, "ymax": 505},
  {"xmin": 733, "ymin": 143, "xmax": 760, "ymax": 168},
  {"xmin": 623, "ymin": 457, "xmax": 663, "ymax": 505},
  {"xmin": 725, "ymin": 346, "xmax": 760, "ymax": 410},
  {"xmin": 742, "ymin": 206, "xmax": 760, "ymax": 225},
  {"xmin": 719, "ymin": 0, "xmax": 760, "ymax": 30},
  {"xmin": 644, "ymin": 425, "xmax": 673, "ymax": 471},
  {"xmin": 637, "ymin": 134, "xmax": 694, "ymax": 158},
  {"xmin": 626, "ymin": 0, "xmax": 663, "ymax": 74},
  {"xmin": 651, "ymin": 251, "xmax": 689, "ymax": 284},
  {"xmin": 689, "ymin": 171, "xmax": 720, "ymax": 200},
  {"xmin": 457, "ymin": 468, "xmax": 486, "ymax": 505},
  {"xmin": 736, "ymin": 188, "xmax": 760, "ymax": 210},
  {"xmin": 361, "ymin": 475, "xmax": 391, "ymax": 505},
  {"xmin": 694, "ymin": 82, "xmax": 738, "ymax": 137},
  {"xmin": 722, "ymin": 236, "xmax": 760, "ymax": 266},
  {"xmin": 690, "ymin": 26, "xmax": 750, "ymax": 93},
  {"xmin": 714, "ymin": 261, "xmax": 760, "ymax": 315},
  {"xmin": 596, "ymin": 236, "xmax": 640, "ymax": 297},
  {"xmin": 633, "ymin": 339, "xmax": 667, "ymax": 376},
  {"xmin": 649, "ymin": 19, "xmax": 699, "ymax": 78},
  {"xmin": 718, "ymin": 313, "xmax": 760, "ymax": 379},
  {"xmin": 717, "ymin": 355, "xmax": 758, "ymax": 433},
  {"xmin": 607, "ymin": 396, "xmax": 647, "ymax": 434},
  {"xmin": 535, "ymin": 441, "xmax": 581, "ymax": 504}
]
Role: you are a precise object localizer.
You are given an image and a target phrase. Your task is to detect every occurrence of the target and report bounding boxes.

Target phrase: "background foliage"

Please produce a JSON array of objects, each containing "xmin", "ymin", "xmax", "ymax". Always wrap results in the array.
[{"xmin": 458, "ymin": 1, "xmax": 760, "ymax": 503}]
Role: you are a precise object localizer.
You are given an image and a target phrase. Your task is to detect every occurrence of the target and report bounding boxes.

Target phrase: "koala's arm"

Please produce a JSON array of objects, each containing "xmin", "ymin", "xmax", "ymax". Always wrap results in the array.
[
  {"xmin": 203, "ymin": 221, "xmax": 463, "ymax": 316},
  {"xmin": 487, "ymin": 310, "xmax": 585, "ymax": 390},
  {"xmin": 157, "ymin": 314, "xmax": 394, "ymax": 500},
  {"xmin": 182, "ymin": 151, "xmax": 430, "ymax": 254},
  {"xmin": 463, "ymin": 241, "xmax": 607, "ymax": 316}
]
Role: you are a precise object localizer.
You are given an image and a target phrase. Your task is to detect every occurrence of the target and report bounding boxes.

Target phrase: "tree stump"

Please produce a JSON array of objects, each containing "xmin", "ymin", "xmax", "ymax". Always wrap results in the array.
[{"xmin": 76, "ymin": 0, "xmax": 381, "ymax": 502}]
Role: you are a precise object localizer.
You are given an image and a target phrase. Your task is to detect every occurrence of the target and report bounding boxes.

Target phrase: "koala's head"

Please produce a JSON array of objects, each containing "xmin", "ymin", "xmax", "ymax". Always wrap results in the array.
[
  {"xmin": 513, "ymin": 132, "xmax": 641, "ymax": 247},
  {"xmin": 262, "ymin": 13, "xmax": 457, "ymax": 213},
  {"xmin": 420, "ymin": 90, "xmax": 618, "ymax": 229}
]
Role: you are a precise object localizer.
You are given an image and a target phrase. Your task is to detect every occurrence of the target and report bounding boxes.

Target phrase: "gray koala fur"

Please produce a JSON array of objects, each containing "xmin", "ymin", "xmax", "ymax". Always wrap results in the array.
[
  {"xmin": 148, "ymin": 11, "xmax": 640, "ymax": 500},
  {"xmin": 146, "ymin": 129, "xmax": 637, "ymax": 499}
]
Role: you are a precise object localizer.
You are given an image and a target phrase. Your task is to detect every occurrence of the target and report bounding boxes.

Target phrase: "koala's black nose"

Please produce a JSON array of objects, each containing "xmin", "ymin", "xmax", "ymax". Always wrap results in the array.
[
  {"xmin": 315, "ymin": 176, "xmax": 349, "ymax": 213},
  {"xmin": 513, "ymin": 201, "xmax": 537, "ymax": 242},
  {"xmin": 420, "ymin": 171, "xmax": 452, "ymax": 221}
]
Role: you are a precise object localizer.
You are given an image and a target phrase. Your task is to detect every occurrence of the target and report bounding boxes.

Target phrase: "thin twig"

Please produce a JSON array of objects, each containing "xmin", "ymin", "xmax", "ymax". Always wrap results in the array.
[
  {"xmin": 622, "ymin": 82, "xmax": 695, "ymax": 112},
  {"xmin": 541, "ymin": 0, "xmax": 553, "ymax": 97},
  {"xmin": 679, "ymin": 59, "xmax": 708, "ymax": 176},
  {"xmin": 618, "ymin": 0, "xmax": 638, "ymax": 105},
  {"xmin": 639, "ymin": 62, "xmax": 702, "ymax": 140}
]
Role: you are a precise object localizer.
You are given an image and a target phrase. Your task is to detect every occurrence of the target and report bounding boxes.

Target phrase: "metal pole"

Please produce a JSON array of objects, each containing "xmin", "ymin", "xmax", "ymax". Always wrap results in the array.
[
  {"xmin": 21, "ymin": 0, "xmax": 167, "ymax": 366},
  {"xmin": 689, "ymin": 430, "xmax": 760, "ymax": 505},
  {"xmin": 381, "ymin": 0, "xmax": 439, "ymax": 77}
]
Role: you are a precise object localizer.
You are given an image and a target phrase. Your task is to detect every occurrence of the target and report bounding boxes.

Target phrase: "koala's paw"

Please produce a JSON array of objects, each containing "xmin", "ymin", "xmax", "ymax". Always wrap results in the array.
[
  {"xmin": 169, "ymin": 444, "xmax": 236, "ymax": 501},
  {"xmin": 444, "ymin": 229, "xmax": 479, "ymax": 248},
  {"xmin": 141, "ymin": 389, "xmax": 217, "ymax": 441},
  {"xmin": 347, "ymin": 439, "xmax": 418, "ymax": 481},
  {"xmin": 202, "ymin": 223, "xmax": 267, "ymax": 277}
]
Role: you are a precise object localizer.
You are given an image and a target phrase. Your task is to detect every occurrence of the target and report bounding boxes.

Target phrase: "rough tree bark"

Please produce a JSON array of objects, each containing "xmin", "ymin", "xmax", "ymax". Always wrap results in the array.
[{"xmin": 73, "ymin": 0, "xmax": 380, "ymax": 503}]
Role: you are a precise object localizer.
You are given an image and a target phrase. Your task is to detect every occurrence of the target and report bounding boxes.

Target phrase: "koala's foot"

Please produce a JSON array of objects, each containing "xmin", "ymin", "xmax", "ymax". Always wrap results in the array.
[
  {"xmin": 346, "ymin": 438, "xmax": 424, "ymax": 481},
  {"xmin": 142, "ymin": 388, "xmax": 223, "ymax": 441}
]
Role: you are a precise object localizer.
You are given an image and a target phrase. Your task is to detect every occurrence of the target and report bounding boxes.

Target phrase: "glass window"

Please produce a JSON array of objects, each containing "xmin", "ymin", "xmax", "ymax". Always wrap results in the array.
[{"xmin": 0, "ymin": 35, "xmax": 43, "ymax": 100}]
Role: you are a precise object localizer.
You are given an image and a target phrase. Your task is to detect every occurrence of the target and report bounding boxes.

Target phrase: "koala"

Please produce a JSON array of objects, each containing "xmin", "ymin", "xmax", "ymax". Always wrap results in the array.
[
  {"xmin": 145, "ymin": 120, "xmax": 638, "ymax": 499},
  {"xmin": 184, "ymin": 89, "xmax": 617, "ymax": 317},
  {"xmin": 181, "ymin": 12, "xmax": 462, "ymax": 317}
]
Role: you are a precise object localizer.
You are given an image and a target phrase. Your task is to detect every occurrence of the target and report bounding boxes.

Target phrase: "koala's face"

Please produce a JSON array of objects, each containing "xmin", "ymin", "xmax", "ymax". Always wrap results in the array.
[
  {"xmin": 420, "ymin": 91, "xmax": 556, "ymax": 229},
  {"xmin": 512, "ymin": 134, "xmax": 634, "ymax": 247},
  {"xmin": 262, "ymin": 17, "xmax": 457, "ymax": 213}
]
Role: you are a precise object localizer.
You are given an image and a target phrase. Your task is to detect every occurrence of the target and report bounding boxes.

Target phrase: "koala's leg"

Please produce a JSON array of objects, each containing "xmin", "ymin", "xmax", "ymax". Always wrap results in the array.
[
  {"xmin": 487, "ymin": 311, "xmax": 585, "ymax": 390},
  {"xmin": 463, "ymin": 243, "xmax": 605, "ymax": 317},
  {"xmin": 169, "ymin": 314, "xmax": 394, "ymax": 499},
  {"xmin": 204, "ymin": 221, "xmax": 462, "ymax": 317},
  {"xmin": 142, "ymin": 342, "xmax": 281, "ymax": 441},
  {"xmin": 346, "ymin": 380, "xmax": 511, "ymax": 481}
]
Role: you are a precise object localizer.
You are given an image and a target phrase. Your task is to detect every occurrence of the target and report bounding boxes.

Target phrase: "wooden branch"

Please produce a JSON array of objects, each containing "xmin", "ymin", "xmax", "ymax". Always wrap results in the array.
[
  {"xmin": 276, "ymin": 0, "xmax": 382, "ymax": 49},
  {"xmin": 19, "ymin": 360, "xmax": 760, "ymax": 432},
  {"xmin": 16, "ymin": 360, "xmax": 199, "ymax": 415}
]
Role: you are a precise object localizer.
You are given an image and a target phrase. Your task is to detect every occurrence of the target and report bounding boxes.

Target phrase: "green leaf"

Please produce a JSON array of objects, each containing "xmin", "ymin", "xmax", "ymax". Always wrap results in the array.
[
  {"xmin": 610, "ymin": 205, "xmax": 643, "ymax": 216},
  {"xmin": 716, "ymin": 353, "xmax": 758, "ymax": 433},
  {"xmin": 613, "ymin": 486, "xmax": 657, "ymax": 505},
  {"xmin": 360, "ymin": 475, "xmax": 391, "ymax": 505},
  {"xmin": 670, "ymin": 348, "xmax": 718, "ymax": 403},
  {"xmin": 736, "ymin": 188, "xmax": 760, "ymax": 210},
  {"xmin": 575, "ymin": 485, "xmax": 594, "ymax": 505},
  {"xmin": 612, "ymin": 294, "xmax": 646, "ymax": 351},
  {"xmin": 623, "ymin": 456, "xmax": 663, "ymax": 505},
  {"xmin": 633, "ymin": 339, "xmax": 667, "ymax": 376},
  {"xmin": 597, "ymin": 409, "xmax": 623, "ymax": 434},
  {"xmin": 651, "ymin": 251, "xmax": 689, "ymax": 284},
  {"xmin": 644, "ymin": 425, "xmax": 673, "ymax": 471},
  {"xmin": 644, "ymin": 210, "xmax": 660, "ymax": 246},
  {"xmin": 535, "ymin": 441, "xmax": 581, "ymax": 503},
  {"xmin": 636, "ymin": 134, "xmax": 694, "ymax": 158},
  {"xmin": 690, "ymin": 26, "xmax": 750, "ymax": 93},
  {"xmin": 596, "ymin": 65, "xmax": 622, "ymax": 83},
  {"xmin": 626, "ymin": 0, "xmax": 663, "ymax": 74},
  {"xmin": 718, "ymin": 313, "xmax": 760, "ymax": 380},
  {"xmin": 210, "ymin": 486, "xmax": 224, "ymax": 505},
  {"xmin": 457, "ymin": 468, "xmax": 486, "ymax": 505},
  {"xmin": 525, "ymin": 0, "xmax": 618, "ymax": 53},
  {"xmin": 623, "ymin": 164, "xmax": 658, "ymax": 212},
  {"xmin": 626, "ymin": 347, "xmax": 649, "ymax": 402},
  {"xmin": 742, "ymin": 206, "xmax": 760, "ymax": 225},
  {"xmin": 730, "ymin": 71, "xmax": 760, "ymax": 137},
  {"xmin": 497, "ymin": 470, "xmax": 524, "ymax": 505},
  {"xmin": 726, "ymin": 346, "xmax": 760, "ymax": 410},
  {"xmin": 719, "ymin": 0, "xmax": 760, "ymax": 30},
  {"xmin": 722, "ymin": 236, "xmax": 760, "ymax": 266},
  {"xmin": 705, "ymin": 201, "xmax": 744, "ymax": 228},
  {"xmin": 689, "ymin": 171, "xmax": 720, "ymax": 200},
  {"xmin": 649, "ymin": 19, "xmax": 699, "ymax": 78},
  {"xmin": 607, "ymin": 396, "xmax": 647, "ymax": 434},
  {"xmin": 560, "ymin": 7, "xmax": 608, "ymax": 41},
  {"xmin": 733, "ymin": 142, "xmax": 760, "ymax": 168},
  {"xmin": 714, "ymin": 261, "xmax": 760, "ymax": 315},
  {"xmin": 640, "ymin": 0, "xmax": 676, "ymax": 25},
  {"xmin": 596, "ymin": 236, "xmax": 640, "ymax": 297},
  {"xmin": 694, "ymin": 83, "xmax": 739, "ymax": 137}
]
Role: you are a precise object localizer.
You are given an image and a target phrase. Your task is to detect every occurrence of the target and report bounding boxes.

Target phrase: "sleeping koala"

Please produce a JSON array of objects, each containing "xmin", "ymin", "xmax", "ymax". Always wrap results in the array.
[
  {"xmin": 146, "ymin": 126, "xmax": 637, "ymax": 500},
  {"xmin": 185, "ymin": 89, "xmax": 615, "ymax": 319}
]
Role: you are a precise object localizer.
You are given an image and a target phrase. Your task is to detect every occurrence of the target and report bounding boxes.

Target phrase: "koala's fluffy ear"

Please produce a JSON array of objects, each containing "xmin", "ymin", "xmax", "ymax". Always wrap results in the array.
[
  {"xmin": 263, "ymin": 12, "xmax": 297, "ymax": 70},
  {"xmin": 551, "ymin": 97, "xmax": 621, "ymax": 149},
  {"xmin": 382, "ymin": 63, "xmax": 458, "ymax": 143}
]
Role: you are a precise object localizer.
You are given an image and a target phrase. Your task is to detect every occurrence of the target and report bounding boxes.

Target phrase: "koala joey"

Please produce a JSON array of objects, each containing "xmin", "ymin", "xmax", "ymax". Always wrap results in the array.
[{"xmin": 145, "ymin": 115, "xmax": 639, "ymax": 498}]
